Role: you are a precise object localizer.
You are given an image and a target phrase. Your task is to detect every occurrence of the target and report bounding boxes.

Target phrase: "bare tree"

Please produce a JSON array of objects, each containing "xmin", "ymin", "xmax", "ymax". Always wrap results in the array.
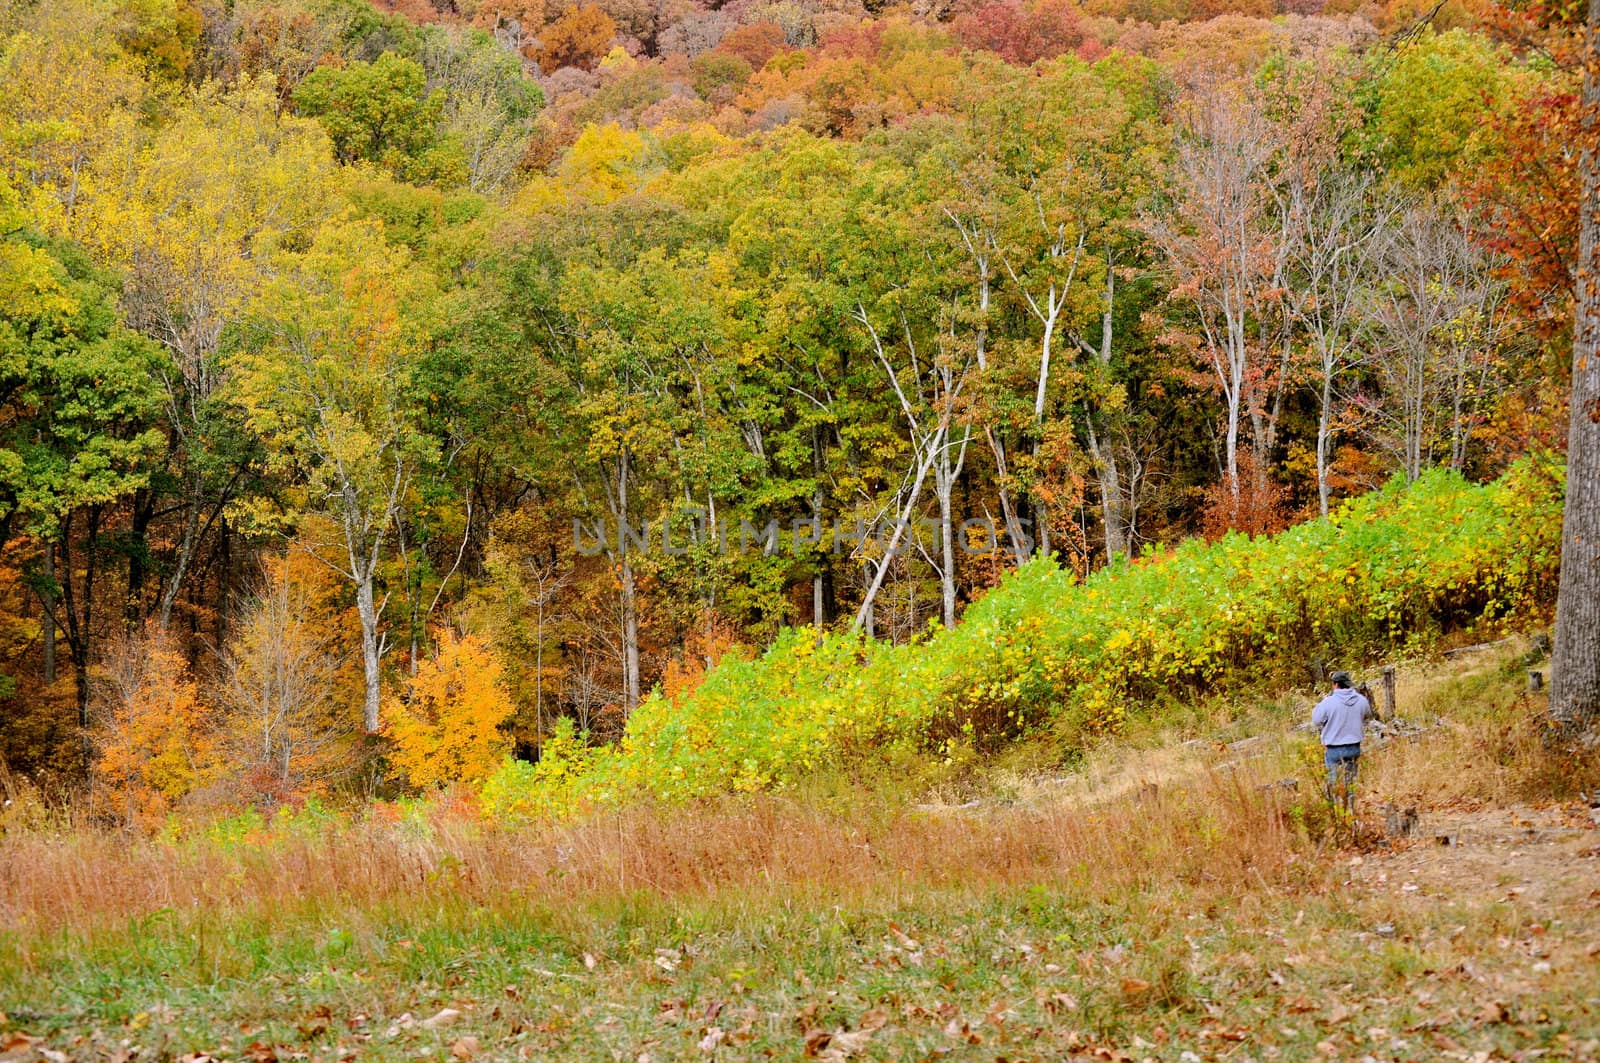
[
  {"xmin": 849, "ymin": 299, "xmax": 972, "ymax": 631},
  {"xmin": 216, "ymin": 563, "xmax": 346, "ymax": 805},
  {"xmin": 1288, "ymin": 167, "xmax": 1392, "ymax": 515},
  {"xmin": 1359, "ymin": 200, "xmax": 1509, "ymax": 481},
  {"xmin": 944, "ymin": 199, "xmax": 1030, "ymax": 565},
  {"xmin": 1146, "ymin": 80, "xmax": 1281, "ymax": 507}
]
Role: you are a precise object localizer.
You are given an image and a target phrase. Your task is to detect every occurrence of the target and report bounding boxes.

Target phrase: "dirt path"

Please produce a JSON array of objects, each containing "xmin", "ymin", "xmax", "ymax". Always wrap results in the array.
[{"xmin": 1351, "ymin": 802, "xmax": 1600, "ymax": 936}]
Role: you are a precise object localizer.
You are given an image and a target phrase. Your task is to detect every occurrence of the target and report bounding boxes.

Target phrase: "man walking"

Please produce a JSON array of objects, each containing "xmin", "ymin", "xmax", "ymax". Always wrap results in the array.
[{"xmin": 1313, "ymin": 670, "xmax": 1376, "ymax": 814}]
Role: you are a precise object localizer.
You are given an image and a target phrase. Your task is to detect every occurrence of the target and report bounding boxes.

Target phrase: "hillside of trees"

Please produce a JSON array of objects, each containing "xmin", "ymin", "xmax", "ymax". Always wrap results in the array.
[{"xmin": 0, "ymin": 0, "xmax": 1589, "ymax": 818}]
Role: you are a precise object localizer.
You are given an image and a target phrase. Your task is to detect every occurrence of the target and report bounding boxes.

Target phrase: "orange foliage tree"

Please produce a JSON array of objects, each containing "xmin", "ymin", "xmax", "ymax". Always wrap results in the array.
[
  {"xmin": 92, "ymin": 630, "xmax": 219, "ymax": 828},
  {"xmin": 385, "ymin": 632, "xmax": 515, "ymax": 788},
  {"xmin": 952, "ymin": 0, "xmax": 1099, "ymax": 65},
  {"xmin": 716, "ymin": 21, "xmax": 788, "ymax": 70},
  {"xmin": 534, "ymin": 4, "xmax": 619, "ymax": 72}
]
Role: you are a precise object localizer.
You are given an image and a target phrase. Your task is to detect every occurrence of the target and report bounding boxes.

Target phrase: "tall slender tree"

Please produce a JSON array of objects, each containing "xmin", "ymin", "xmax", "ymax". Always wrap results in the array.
[{"xmin": 235, "ymin": 221, "xmax": 439, "ymax": 734}]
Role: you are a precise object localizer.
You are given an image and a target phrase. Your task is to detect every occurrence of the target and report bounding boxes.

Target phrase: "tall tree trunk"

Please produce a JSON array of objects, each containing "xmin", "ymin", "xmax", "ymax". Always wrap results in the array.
[
  {"xmin": 1224, "ymin": 344, "xmax": 1244, "ymax": 503},
  {"xmin": 617, "ymin": 446, "xmax": 640, "ymax": 713},
  {"xmin": 1084, "ymin": 414, "xmax": 1128, "ymax": 560},
  {"xmin": 1316, "ymin": 373, "xmax": 1334, "ymax": 519},
  {"xmin": 125, "ymin": 487, "xmax": 155, "ymax": 625},
  {"xmin": 41, "ymin": 541, "xmax": 56, "ymax": 686},
  {"xmin": 1080, "ymin": 254, "xmax": 1131, "ymax": 562},
  {"xmin": 812, "ymin": 431, "xmax": 827, "ymax": 630},
  {"xmin": 1551, "ymin": 0, "xmax": 1600, "ymax": 731},
  {"xmin": 934, "ymin": 428, "xmax": 968, "ymax": 628},
  {"xmin": 853, "ymin": 439, "xmax": 938, "ymax": 633},
  {"xmin": 157, "ymin": 466, "xmax": 204, "ymax": 630},
  {"xmin": 938, "ymin": 478, "xmax": 957, "ymax": 628},
  {"xmin": 969, "ymin": 248, "xmax": 1027, "ymax": 566},
  {"xmin": 620, "ymin": 556, "xmax": 640, "ymax": 712},
  {"xmin": 355, "ymin": 568, "xmax": 382, "ymax": 734},
  {"xmin": 1450, "ymin": 346, "xmax": 1470, "ymax": 472},
  {"xmin": 534, "ymin": 586, "xmax": 547, "ymax": 748},
  {"xmin": 58, "ymin": 507, "xmax": 102, "ymax": 765},
  {"xmin": 215, "ymin": 515, "xmax": 231, "ymax": 650},
  {"xmin": 987, "ymin": 428, "xmax": 1029, "ymax": 564}
]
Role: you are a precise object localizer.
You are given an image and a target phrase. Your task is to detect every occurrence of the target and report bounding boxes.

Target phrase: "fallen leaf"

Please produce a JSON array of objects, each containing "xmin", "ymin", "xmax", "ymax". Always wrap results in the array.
[
  {"xmin": 698, "ymin": 1028, "xmax": 725, "ymax": 1054},
  {"xmin": 888, "ymin": 923, "xmax": 920, "ymax": 950},
  {"xmin": 942, "ymin": 1018, "xmax": 982, "ymax": 1044},
  {"xmin": 450, "ymin": 1036, "xmax": 480, "ymax": 1060},
  {"xmin": 1119, "ymin": 977, "xmax": 1151, "ymax": 998},
  {"xmin": 421, "ymin": 1009, "xmax": 462, "ymax": 1030},
  {"xmin": 820, "ymin": 1029, "xmax": 872, "ymax": 1060},
  {"xmin": 1478, "ymin": 1000, "xmax": 1510, "ymax": 1025},
  {"xmin": 858, "ymin": 1009, "xmax": 888, "ymax": 1033}
]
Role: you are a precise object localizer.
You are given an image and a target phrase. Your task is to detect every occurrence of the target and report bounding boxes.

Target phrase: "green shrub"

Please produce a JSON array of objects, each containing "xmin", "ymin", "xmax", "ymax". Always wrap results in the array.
[{"xmin": 490, "ymin": 458, "xmax": 1563, "ymax": 811}]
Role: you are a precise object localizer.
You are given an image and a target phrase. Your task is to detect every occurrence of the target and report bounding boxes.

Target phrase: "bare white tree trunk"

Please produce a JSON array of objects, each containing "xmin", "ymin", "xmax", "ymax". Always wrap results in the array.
[
  {"xmin": 849, "ymin": 303, "xmax": 970, "ymax": 632},
  {"xmin": 945, "ymin": 209, "xmax": 1030, "ymax": 565},
  {"xmin": 354, "ymin": 569, "xmax": 382, "ymax": 734},
  {"xmin": 1288, "ymin": 168, "xmax": 1389, "ymax": 516},
  {"xmin": 1145, "ymin": 81, "xmax": 1279, "ymax": 511}
]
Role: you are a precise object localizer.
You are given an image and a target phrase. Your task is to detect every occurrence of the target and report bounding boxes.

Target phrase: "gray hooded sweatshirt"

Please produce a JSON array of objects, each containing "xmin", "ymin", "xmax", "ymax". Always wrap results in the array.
[{"xmin": 1312, "ymin": 688, "xmax": 1373, "ymax": 747}]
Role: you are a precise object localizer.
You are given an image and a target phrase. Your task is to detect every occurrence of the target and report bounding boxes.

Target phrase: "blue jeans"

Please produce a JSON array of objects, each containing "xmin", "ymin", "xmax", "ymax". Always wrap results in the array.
[{"xmin": 1324, "ymin": 743, "xmax": 1361, "ymax": 809}]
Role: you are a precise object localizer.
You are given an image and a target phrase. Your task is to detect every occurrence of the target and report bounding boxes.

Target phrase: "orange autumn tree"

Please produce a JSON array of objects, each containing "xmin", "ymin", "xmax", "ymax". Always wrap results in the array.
[
  {"xmin": 93, "ymin": 630, "xmax": 220, "ymax": 828},
  {"xmin": 533, "ymin": 4, "xmax": 617, "ymax": 73},
  {"xmin": 386, "ymin": 632, "xmax": 515, "ymax": 789}
]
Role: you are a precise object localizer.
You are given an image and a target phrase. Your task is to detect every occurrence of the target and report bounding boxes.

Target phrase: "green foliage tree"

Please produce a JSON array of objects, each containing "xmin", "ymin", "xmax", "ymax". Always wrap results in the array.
[
  {"xmin": 1366, "ymin": 31, "xmax": 1527, "ymax": 191},
  {"xmin": 0, "ymin": 177, "xmax": 165, "ymax": 722},
  {"xmin": 293, "ymin": 51, "xmax": 463, "ymax": 183}
]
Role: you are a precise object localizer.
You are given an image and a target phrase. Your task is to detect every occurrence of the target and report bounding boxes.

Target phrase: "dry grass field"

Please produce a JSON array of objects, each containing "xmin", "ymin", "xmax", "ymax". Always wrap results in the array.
[{"xmin": 2, "ymin": 640, "xmax": 1597, "ymax": 1062}]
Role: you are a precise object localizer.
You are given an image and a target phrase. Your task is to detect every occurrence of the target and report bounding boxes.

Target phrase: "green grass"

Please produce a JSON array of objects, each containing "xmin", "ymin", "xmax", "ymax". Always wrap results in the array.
[{"xmin": 5, "ymin": 868, "xmax": 1599, "ymax": 1060}]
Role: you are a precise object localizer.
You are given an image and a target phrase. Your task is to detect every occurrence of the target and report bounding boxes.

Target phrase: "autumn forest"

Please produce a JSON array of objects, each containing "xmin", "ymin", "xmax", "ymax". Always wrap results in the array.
[{"xmin": 0, "ymin": 0, "xmax": 1594, "ymax": 822}]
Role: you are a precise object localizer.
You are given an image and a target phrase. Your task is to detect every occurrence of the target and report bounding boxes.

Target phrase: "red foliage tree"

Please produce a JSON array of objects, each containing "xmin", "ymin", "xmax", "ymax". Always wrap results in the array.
[
  {"xmin": 1470, "ymin": 4, "xmax": 1586, "ymax": 338},
  {"xmin": 952, "ymin": 0, "xmax": 1097, "ymax": 65},
  {"xmin": 717, "ymin": 21, "xmax": 788, "ymax": 70}
]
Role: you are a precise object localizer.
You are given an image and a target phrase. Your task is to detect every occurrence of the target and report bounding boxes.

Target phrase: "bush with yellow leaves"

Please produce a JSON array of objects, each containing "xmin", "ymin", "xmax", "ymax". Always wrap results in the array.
[{"xmin": 386, "ymin": 632, "xmax": 515, "ymax": 789}]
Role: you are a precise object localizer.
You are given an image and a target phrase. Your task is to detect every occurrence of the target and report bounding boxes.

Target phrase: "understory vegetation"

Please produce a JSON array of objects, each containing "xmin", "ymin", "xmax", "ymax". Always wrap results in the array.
[{"xmin": 488, "ymin": 458, "xmax": 1565, "ymax": 810}]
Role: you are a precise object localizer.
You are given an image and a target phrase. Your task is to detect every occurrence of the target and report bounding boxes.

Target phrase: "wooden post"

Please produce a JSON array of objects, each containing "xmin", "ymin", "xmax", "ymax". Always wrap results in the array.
[{"xmin": 1382, "ymin": 665, "xmax": 1397, "ymax": 719}]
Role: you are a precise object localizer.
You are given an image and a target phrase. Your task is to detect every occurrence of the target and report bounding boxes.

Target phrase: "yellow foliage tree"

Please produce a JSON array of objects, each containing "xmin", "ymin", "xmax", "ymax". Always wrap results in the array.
[
  {"xmin": 386, "ymin": 632, "xmax": 514, "ymax": 789},
  {"xmin": 0, "ymin": 3, "xmax": 146, "ymax": 225},
  {"xmin": 93, "ymin": 630, "xmax": 220, "ymax": 828}
]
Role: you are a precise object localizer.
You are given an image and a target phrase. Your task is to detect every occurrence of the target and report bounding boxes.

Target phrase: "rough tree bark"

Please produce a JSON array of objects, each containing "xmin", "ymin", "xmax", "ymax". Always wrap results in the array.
[{"xmin": 1550, "ymin": 0, "xmax": 1600, "ymax": 731}]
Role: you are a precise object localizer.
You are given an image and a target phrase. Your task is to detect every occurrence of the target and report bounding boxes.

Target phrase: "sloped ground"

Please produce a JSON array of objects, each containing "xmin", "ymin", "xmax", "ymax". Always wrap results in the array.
[{"xmin": 2, "ymin": 639, "xmax": 1598, "ymax": 1062}]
